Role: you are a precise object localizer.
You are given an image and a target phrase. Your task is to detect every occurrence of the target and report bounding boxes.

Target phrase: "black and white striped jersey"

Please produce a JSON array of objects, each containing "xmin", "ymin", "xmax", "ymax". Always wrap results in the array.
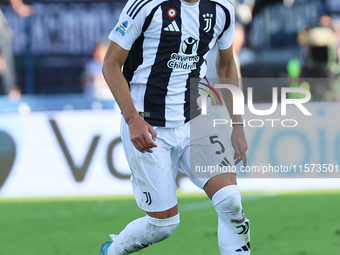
[{"xmin": 109, "ymin": 0, "xmax": 235, "ymax": 127}]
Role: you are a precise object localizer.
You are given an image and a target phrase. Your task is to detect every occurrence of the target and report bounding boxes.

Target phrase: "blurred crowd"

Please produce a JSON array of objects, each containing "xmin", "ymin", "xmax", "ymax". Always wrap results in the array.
[
  {"xmin": 81, "ymin": 41, "xmax": 112, "ymax": 100},
  {"xmin": 1, "ymin": 0, "xmax": 340, "ymax": 102},
  {"xmin": 229, "ymin": 0, "xmax": 340, "ymax": 101}
]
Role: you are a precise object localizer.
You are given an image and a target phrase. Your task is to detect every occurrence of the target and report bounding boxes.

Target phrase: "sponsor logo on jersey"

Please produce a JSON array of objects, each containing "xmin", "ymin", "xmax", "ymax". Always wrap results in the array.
[
  {"xmin": 181, "ymin": 36, "xmax": 199, "ymax": 55},
  {"xmin": 167, "ymin": 53, "xmax": 199, "ymax": 70},
  {"xmin": 168, "ymin": 8, "xmax": 177, "ymax": 18},
  {"xmin": 203, "ymin": 13, "xmax": 213, "ymax": 33},
  {"xmin": 167, "ymin": 37, "xmax": 200, "ymax": 70},
  {"xmin": 115, "ymin": 19, "xmax": 131, "ymax": 36}
]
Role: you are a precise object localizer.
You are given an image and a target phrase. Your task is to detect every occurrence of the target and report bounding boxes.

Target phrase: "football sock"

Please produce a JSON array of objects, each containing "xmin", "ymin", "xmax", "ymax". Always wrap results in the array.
[
  {"xmin": 108, "ymin": 213, "xmax": 180, "ymax": 255},
  {"xmin": 212, "ymin": 185, "xmax": 250, "ymax": 255}
]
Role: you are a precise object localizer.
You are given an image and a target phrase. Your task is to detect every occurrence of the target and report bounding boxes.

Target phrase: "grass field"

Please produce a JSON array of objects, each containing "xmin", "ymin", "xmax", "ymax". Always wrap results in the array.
[{"xmin": 1, "ymin": 190, "xmax": 340, "ymax": 255}]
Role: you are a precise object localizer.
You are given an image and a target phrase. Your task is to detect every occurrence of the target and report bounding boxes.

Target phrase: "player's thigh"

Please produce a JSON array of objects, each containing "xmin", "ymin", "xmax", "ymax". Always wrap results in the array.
[
  {"xmin": 147, "ymin": 204, "xmax": 178, "ymax": 219},
  {"xmin": 121, "ymin": 118, "xmax": 178, "ymax": 213}
]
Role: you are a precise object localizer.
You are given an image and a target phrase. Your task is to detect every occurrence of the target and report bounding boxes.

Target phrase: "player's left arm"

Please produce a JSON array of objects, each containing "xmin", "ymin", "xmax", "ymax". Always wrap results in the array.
[
  {"xmin": 10, "ymin": 0, "xmax": 33, "ymax": 17},
  {"xmin": 216, "ymin": 46, "xmax": 247, "ymax": 166}
]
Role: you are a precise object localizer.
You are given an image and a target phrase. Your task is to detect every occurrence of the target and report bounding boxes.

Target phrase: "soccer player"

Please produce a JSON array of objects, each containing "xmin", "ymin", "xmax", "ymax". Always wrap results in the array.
[{"xmin": 101, "ymin": 0, "xmax": 250, "ymax": 254}]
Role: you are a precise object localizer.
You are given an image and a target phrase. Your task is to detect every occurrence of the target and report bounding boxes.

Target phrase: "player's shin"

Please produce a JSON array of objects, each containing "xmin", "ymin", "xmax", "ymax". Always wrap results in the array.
[
  {"xmin": 108, "ymin": 214, "xmax": 180, "ymax": 255},
  {"xmin": 212, "ymin": 185, "xmax": 250, "ymax": 255}
]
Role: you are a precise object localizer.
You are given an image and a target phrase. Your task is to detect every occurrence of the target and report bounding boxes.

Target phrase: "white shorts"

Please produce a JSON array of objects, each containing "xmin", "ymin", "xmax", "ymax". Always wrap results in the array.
[{"xmin": 120, "ymin": 112, "xmax": 235, "ymax": 212}]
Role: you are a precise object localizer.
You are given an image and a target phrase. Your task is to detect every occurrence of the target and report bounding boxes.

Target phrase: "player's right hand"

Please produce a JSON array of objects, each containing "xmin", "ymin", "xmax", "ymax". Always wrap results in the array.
[{"xmin": 127, "ymin": 115, "xmax": 157, "ymax": 153}]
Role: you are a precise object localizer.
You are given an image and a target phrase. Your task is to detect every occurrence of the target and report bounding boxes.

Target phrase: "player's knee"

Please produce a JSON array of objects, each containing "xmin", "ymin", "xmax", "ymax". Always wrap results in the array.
[
  {"xmin": 216, "ymin": 193, "xmax": 245, "ymax": 222},
  {"xmin": 146, "ymin": 213, "xmax": 180, "ymax": 243},
  {"xmin": 212, "ymin": 185, "xmax": 245, "ymax": 223},
  {"xmin": 154, "ymin": 222, "xmax": 179, "ymax": 241}
]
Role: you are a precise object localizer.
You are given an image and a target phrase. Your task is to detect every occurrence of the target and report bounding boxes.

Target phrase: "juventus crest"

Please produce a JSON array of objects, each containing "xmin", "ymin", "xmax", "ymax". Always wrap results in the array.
[{"xmin": 203, "ymin": 13, "xmax": 213, "ymax": 33}]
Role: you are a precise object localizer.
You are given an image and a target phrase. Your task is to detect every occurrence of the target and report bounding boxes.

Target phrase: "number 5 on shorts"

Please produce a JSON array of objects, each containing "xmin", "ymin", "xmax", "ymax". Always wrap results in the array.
[{"xmin": 209, "ymin": 135, "xmax": 225, "ymax": 155}]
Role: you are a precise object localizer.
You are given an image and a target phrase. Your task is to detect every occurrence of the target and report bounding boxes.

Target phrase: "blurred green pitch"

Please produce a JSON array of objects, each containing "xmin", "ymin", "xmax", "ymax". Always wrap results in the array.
[{"xmin": 0, "ymin": 190, "xmax": 339, "ymax": 255}]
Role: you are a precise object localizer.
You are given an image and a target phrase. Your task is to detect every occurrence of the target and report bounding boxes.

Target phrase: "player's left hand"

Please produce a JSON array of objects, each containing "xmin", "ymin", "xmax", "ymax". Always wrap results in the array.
[{"xmin": 231, "ymin": 126, "xmax": 247, "ymax": 167}]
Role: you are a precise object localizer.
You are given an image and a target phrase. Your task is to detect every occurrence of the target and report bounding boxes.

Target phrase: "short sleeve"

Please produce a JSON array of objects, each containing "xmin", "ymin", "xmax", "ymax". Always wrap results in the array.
[
  {"xmin": 108, "ymin": 0, "xmax": 147, "ymax": 51},
  {"xmin": 216, "ymin": 1, "xmax": 236, "ymax": 50}
]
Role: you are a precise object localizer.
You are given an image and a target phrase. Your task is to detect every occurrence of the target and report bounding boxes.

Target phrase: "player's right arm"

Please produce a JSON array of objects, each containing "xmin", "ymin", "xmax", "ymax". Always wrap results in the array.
[
  {"xmin": 102, "ymin": 41, "xmax": 157, "ymax": 153},
  {"xmin": 104, "ymin": 0, "xmax": 158, "ymax": 153}
]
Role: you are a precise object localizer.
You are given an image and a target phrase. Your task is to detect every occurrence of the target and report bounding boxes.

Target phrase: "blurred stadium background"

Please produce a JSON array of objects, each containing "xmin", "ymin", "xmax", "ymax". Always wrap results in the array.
[{"xmin": 0, "ymin": 0, "xmax": 340, "ymax": 254}]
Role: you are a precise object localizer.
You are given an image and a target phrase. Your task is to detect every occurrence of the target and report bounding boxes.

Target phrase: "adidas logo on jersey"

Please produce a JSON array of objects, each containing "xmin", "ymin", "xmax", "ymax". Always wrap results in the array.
[{"xmin": 164, "ymin": 21, "xmax": 180, "ymax": 32}]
